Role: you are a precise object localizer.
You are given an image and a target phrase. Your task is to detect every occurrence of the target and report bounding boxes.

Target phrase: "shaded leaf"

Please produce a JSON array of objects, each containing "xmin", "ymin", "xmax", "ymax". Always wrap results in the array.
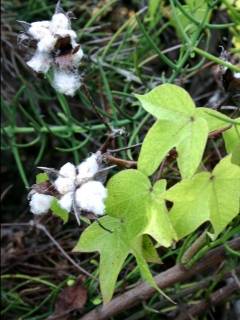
[
  {"xmin": 142, "ymin": 235, "xmax": 161, "ymax": 264},
  {"xmin": 51, "ymin": 198, "xmax": 69, "ymax": 223},
  {"xmin": 36, "ymin": 172, "xmax": 48, "ymax": 184}
]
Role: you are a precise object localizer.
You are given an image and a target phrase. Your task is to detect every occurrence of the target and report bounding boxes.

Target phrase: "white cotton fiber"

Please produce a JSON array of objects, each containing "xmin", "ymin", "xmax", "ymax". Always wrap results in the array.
[
  {"xmin": 59, "ymin": 162, "xmax": 76, "ymax": 179},
  {"xmin": 75, "ymin": 181, "xmax": 107, "ymax": 216},
  {"xmin": 58, "ymin": 192, "xmax": 73, "ymax": 212},
  {"xmin": 50, "ymin": 13, "xmax": 70, "ymax": 33},
  {"xmin": 37, "ymin": 35, "xmax": 57, "ymax": 53},
  {"xmin": 27, "ymin": 51, "xmax": 51, "ymax": 73},
  {"xmin": 30, "ymin": 193, "xmax": 53, "ymax": 215},
  {"xmin": 52, "ymin": 70, "xmax": 81, "ymax": 96},
  {"xmin": 77, "ymin": 152, "xmax": 100, "ymax": 183},
  {"xmin": 72, "ymin": 47, "xmax": 84, "ymax": 67},
  {"xmin": 54, "ymin": 162, "xmax": 76, "ymax": 195},
  {"xmin": 234, "ymin": 72, "xmax": 240, "ymax": 79},
  {"xmin": 28, "ymin": 21, "xmax": 51, "ymax": 40}
]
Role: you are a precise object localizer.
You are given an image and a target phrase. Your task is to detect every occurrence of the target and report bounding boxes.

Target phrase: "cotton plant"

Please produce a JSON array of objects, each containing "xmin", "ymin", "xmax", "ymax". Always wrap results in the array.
[
  {"xmin": 29, "ymin": 152, "xmax": 108, "ymax": 224},
  {"xmin": 19, "ymin": 1, "xmax": 83, "ymax": 96}
]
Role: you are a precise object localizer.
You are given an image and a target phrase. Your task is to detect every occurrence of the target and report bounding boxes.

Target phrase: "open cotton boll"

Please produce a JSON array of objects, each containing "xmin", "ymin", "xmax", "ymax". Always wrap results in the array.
[
  {"xmin": 30, "ymin": 193, "xmax": 53, "ymax": 215},
  {"xmin": 75, "ymin": 181, "xmax": 107, "ymax": 216},
  {"xmin": 77, "ymin": 153, "xmax": 100, "ymax": 183},
  {"xmin": 51, "ymin": 13, "xmax": 70, "ymax": 33},
  {"xmin": 52, "ymin": 69, "xmax": 81, "ymax": 96},
  {"xmin": 27, "ymin": 51, "xmax": 51, "ymax": 73},
  {"xmin": 37, "ymin": 35, "xmax": 57, "ymax": 52},
  {"xmin": 28, "ymin": 21, "xmax": 51, "ymax": 40},
  {"xmin": 58, "ymin": 192, "xmax": 73, "ymax": 212}
]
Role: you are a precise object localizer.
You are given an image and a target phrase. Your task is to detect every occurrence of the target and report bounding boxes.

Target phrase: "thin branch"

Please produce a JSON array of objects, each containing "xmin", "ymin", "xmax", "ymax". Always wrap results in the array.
[
  {"xmin": 175, "ymin": 277, "xmax": 239, "ymax": 320},
  {"xmin": 79, "ymin": 237, "xmax": 240, "ymax": 320},
  {"xmin": 82, "ymin": 84, "xmax": 112, "ymax": 133},
  {"xmin": 104, "ymin": 154, "xmax": 137, "ymax": 169},
  {"xmin": 1, "ymin": 221, "xmax": 96, "ymax": 280}
]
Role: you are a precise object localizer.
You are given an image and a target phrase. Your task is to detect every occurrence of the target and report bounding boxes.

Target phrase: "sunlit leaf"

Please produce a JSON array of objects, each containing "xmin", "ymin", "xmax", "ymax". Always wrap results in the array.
[{"xmin": 163, "ymin": 156, "xmax": 240, "ymax": 238}]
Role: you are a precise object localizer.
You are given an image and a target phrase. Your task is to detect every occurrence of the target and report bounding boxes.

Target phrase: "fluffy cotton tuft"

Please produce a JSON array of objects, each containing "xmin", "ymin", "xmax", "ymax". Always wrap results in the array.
[
  {"xmin": 21, "ymin": 4, "xmax": 84, "ymax": 96},
  {"xmin": 29, "ymin": 193, "xmax": 53, "ymax": 215},
  {"xmin": 54, "ymin": 162, "xmax": 76, "ymax": 195},
  {"xmin": 37, "ymin": 35, "xmax": 57, "ymax": 52},
  {"xmin": 28, "ymin": 21, "xmax": 51, "ymax": 40},
  {"xmin": 77, "ymin": 152, "xmax": 101, "ymax": 183},
  {"xmin": 58, "ymin": 192, "xmax": 73, "ymax": 212},
  {"xmin": 27, "ymin": 51, "xmax": 52, "ymax": 73},
  {"xmin": 59, "ymin": 162, "xmax": 76, "ymax": 178},
  {"xmin": 235, "ymin": 72, "xmax": 240, "ymax": 79},
  {"xmin": 75, "ymin": 181, "xmax": 107, "ymax": 216},
  {"xmin": 53, "ymin": 70, "xmax": 81, "ymax": 96},
  {"xmin": 72, "ymin": 47, "xmax": 84, "ymax": 67},
  {"xmin": 50, "ymin": 13, "xmax": 70, "ymax": 32}
]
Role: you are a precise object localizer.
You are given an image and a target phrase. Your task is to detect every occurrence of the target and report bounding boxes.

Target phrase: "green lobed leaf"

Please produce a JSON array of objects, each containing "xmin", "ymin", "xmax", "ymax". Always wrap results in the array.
[
  {"xmin": 135, "ymin": 84, "xmax": 195, "ymax": 121},
  {"xmin": 74, "ymin": 216, "xmax": 129, "ymax": 303},
  {"xmin": 136, "ymin": 84, "xmax": 212, "ymax": 178},
  {"xmin": 75, "ymin": 169, "xmax": 176, "ymax": 302},
  {"xmin": 136, "ymin": 85, "xmax": 240, "ymax": 179},
  {"xmin": 163, "ymin": 156, "xmax": 240, "ymax": 239},
  {"xmin": 50, "ymin": 198, "xmax": 69, "ymax": 223},
  {"xmin": 106, "ymin": 169, "xmax": 176, "ymax": 245}
]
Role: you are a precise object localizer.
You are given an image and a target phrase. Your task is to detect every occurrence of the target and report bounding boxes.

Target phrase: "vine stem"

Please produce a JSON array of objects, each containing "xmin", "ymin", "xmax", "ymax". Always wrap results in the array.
[
  {"xmin": 181, "ymin": 230, "xmax": 207, "ymax": 264},
  {"xmin": 193, "ymin": 47, "xmax": 240, "ymax": 73}
]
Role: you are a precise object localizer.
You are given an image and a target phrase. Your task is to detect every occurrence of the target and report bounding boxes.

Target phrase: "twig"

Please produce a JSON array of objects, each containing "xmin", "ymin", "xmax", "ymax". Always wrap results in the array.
[
  {"xmin": 82, "ymin": 84, "xmax": 112, "ymax": 133},
  {"xmin": 32, "ymin": 221, "xmax": 96, "ymax": 279},
  {"xmin": 107, "ymin": 143, "xmax": 142, "ymax": 153},
  {"xmin": 1, "ymin": 221, "xmax": 96, "ymax": 280},
  {"xmin": 175, "ymin": 278, "xmax": 239, "ymax": 320},
  {"xmin": 104, "ymin": 154, "xmax": 137, "ymax": 169},
  {"xmin": 125, "ymin": 267, "xmax": 240, "ymax": 320},
  {"xmin": 79, "ymin": 237, "xmax": 240, "ymax": 320}
]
